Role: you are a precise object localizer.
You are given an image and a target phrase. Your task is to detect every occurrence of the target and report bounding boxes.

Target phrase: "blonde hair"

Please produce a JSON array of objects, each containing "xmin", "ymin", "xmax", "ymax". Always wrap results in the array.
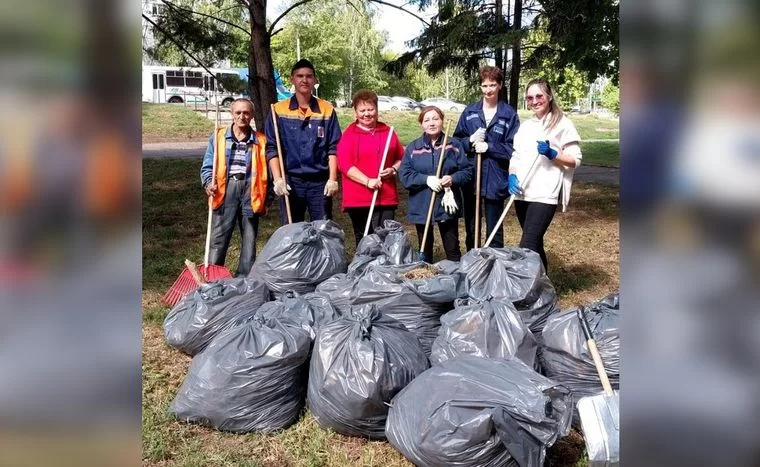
[{"xmin": 526, "ymin": 78, "xmax": 563, "ymax": 131}]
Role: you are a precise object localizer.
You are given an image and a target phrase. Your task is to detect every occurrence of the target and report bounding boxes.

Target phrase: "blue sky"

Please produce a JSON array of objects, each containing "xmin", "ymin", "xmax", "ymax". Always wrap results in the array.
[{"xmin": 266, "ymin": 0, "xmax": 437, "ymax": 53}]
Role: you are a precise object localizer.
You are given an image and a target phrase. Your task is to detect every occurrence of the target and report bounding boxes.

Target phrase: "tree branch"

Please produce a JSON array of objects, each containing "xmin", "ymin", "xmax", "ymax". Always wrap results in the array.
[
  {"xmin": 268, "ymin": 0, "xmax": 317, "ymax": 36},
  {"xmin": 159, "ymin": 0, "xmax": 251, "ymax": 37},
  {"xmin": 368, "ymin": 0, "xmax": 430, "ymax": 27}
]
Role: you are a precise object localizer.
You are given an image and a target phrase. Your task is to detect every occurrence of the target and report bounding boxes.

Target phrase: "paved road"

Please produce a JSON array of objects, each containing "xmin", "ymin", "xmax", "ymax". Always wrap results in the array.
[{"xmin": 142, "ymin": 141, "xmax": 619, "ymax": 186}]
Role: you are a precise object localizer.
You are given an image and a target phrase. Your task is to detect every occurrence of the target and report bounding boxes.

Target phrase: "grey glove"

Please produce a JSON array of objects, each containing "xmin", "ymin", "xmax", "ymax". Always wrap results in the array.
[
  {"xmin": 441, "ymin": 187, "xmax": 458, "ymax": 215},
  {"xmin": 273, "ymin": 178, "xmax": 291, "ymax": 197},
  {"xmin": 426, "ymin": 176, "xmax": 443, "ymax": 192},
  {"xmin": 474, "ymin": 141, "xmax": 488, "ymax": 154},
  {"xmin": 469, "ymin": 127, "xmax": 486, "ymax": 144}
]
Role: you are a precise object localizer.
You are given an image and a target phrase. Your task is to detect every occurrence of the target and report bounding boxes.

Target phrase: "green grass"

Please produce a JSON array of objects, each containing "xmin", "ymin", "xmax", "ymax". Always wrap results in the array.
[
  {"xmin": 581, "ymin": 141, "xmax": 619, "ymax": 167},
  {"xmin": 142, "ymin": 103, "xmax": 215, "ymax": 143},
  {"xmin": 143, "ymin": 157, "xmax": 618, "ymax": 466}
]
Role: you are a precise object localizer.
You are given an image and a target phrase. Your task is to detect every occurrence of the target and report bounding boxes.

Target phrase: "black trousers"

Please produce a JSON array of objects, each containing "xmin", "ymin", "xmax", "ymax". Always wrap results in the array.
[
  {"xmin": 462, "ymin": 180, "xmax": 506, "ymax": 250},
  {"xmin": 514, "ymin": 200, "xmax": 557, "ymax": 271},
  {"xmin": 345, "ymin": 206, "xmax": 396, "ymax": 247},
  {"xmin": 415, "ymin": 219, "xmax": 461, "ymax": 262}
]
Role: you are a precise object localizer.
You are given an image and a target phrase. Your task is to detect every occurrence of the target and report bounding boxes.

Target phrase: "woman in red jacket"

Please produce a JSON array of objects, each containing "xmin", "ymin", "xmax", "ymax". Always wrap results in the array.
[{"xmin": 337, "ymin": 89, "xmax": 405, "ymax": 246}]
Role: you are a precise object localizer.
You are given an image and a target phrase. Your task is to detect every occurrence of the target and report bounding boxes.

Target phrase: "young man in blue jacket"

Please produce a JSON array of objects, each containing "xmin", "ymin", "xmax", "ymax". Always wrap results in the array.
[
  {"xmin": 265, "ymin": 59, "xmax": 342, "ymax": 224},
  {"xmin": 454, "ymin": 66, "xmax": 520, "ymax": 249}
]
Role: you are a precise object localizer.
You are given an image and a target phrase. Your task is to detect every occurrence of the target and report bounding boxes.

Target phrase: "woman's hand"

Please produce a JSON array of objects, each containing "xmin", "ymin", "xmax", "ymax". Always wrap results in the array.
[
  {"xmin": 379, "ymin": 167, "xmax": 396, "ymax": 179},
  {"xmin": 440, "ymin": 175, "xmax": 453, "ymax": 188},
  {"xmin": 367, "ymin": 178, "xmax": 383, "ymax": 190}
]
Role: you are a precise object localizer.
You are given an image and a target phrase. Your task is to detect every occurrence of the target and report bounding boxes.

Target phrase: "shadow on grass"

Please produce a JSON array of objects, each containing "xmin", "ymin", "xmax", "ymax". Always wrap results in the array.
[{"xmin": 547, "ymin": 254, "xmax": 612, "ymax": 300}]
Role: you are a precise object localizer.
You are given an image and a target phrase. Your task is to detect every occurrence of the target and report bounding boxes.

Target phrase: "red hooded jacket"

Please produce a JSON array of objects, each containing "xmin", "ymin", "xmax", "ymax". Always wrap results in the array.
[{"xmin": 337, "ymin": 121, "xmax": 404, "ymax": 210}]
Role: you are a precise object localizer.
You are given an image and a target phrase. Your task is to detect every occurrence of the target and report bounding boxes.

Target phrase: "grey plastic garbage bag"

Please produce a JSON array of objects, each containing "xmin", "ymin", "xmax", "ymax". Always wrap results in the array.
[
  {"xmin": 434, "ymin": 259, "xmax": 468, "ymax": 299},
  {"xmin": 430, "ymin": 298, "xmax": 538, "ymax": 369},
  {"xmin": 170, "ymin": 316, "xmax": 311, "ymax": 433},
  {"xmin": 347, "ymin": 220, "xmax": 414, "ymax": 278},
  {"xmin": 250, "ymin": 220, "xmax": 347, "ymax": 297},
  {"xmin": 349, "ymin": 262, "xmax": 459, "ymax": 355},
  {"xmin": 386, "ymin": 355, "xmax": 571, "ymax": 467},
  {"xmin": 314, "ymin": 273, "xmax": 353, "ymax": 315},
  {"xmin": 307, "ymin": 305, "xmax": 429, "ymax": 439},
  {"xmin": 254, "ymin": 290, "xmax": 341, "ymax": 340},
  {"xmin": 461, "ymin": 247, "xmax": 559, "ymax": 338},
  {"xmin": 539, "ymin": 292, "xmax": 619, "ymax": 425},
  {"xmin": 163, "ymin": 277, "xmax": 270, "ymax": 356}
]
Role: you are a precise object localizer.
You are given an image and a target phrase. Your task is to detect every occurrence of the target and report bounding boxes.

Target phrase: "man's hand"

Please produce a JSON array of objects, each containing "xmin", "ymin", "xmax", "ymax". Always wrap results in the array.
[
  {"xmin": 537, "ymin": 140, "xmax": 558, "ymax": 160},
  {"xmin": 204, "ymin": 183, "xmax": 217, "ymax": 197},
  {"xmin": 273, "ymin": 178, "xmax": 291, "ymax": 197},
  {"xmin": 367, "ymin": 178, "xmax": 382, "ymax": 190},
  {"xmin": 507, "ymin": 174, "xmax": 523, "ymax": 196},
  {"xmin": 426, "ymin": 176, "xmax": 443, "ymax": 192},
  {"xmin": 474, "ymin": 141, "xmax": 489, "ymax": 154},
  {"xmin": 469, "ymin": 127, "xmax": 486, "ymax": 144},
  {"xmin": 324, "ymin": 179, "xmax": 339, "ymax": 197},
  {"xmin": 440, "ymin": 175, "xmax": 453, "ymax": 188},
  {"xmin": 441, "ymin": 187, "xmax": 458, "ymax": 215}
]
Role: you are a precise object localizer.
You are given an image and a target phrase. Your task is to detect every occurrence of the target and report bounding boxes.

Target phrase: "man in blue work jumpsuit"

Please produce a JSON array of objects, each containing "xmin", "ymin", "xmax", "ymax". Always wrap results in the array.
[
  {"xmin": 265, "ymin": 59, "xmax": 342, "ymax": 224},
  {"xmin": 454, "ymin": 66, "xmax": 519, "ymax": 249}
]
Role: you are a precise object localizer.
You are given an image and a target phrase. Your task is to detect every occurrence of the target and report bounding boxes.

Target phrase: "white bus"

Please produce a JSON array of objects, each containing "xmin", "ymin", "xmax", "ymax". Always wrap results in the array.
[{"xmin": 142, "ymin": 65, "xmax": 245, "ymax": 106}]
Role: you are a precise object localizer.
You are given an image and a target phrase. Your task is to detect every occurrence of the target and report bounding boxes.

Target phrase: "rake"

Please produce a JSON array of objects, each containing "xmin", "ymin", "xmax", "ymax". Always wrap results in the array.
[{"xmin": 162, "ymin": 125, "xmax": 232, "ymax": 307}]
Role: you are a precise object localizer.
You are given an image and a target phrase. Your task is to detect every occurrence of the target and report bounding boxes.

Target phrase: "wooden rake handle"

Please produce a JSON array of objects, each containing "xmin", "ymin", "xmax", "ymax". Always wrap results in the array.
[
  {"xmin": 364, "ymin": 126, "xmax": 395, "ymax": 237},
  {"xmin": 184, "ymin": 259, "xmax": 207, "ymax": 286},
  {"xmin": 578, "ymin": 308, "xmax": 614, "ymax": 395},
  {"xmin": 270, "ymin": 104, "xmax": 292, "ymax": 224}
]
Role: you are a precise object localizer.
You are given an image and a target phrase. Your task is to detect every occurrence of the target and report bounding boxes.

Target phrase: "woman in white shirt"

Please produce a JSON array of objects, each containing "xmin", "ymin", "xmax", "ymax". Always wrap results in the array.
[{"xmin": 507, "ymin": 78, "xmax": 582, "ymax": 271}]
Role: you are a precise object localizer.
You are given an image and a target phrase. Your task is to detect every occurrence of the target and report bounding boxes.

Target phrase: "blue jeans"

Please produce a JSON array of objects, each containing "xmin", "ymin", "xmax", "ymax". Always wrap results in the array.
[
  {"xmin": 278, "ymin": 175, "xmax": 333, "ymax": 225},
  {"xmin": 208, "ymin": 177, "xmax": 259, "ymax": 276}
]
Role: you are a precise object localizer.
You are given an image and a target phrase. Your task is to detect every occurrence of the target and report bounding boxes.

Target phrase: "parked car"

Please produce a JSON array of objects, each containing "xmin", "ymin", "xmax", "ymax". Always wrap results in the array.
[
  {"xmin": 420, "ymin": 97, "xmax": 467, "ymax": 112},
  {"xmin": 377, "ymin": 95, "xmax": 411, "ymax": 111},
  {"xmin": 392, "ymin": 96, "xmax": 423, "ymax": 110}
]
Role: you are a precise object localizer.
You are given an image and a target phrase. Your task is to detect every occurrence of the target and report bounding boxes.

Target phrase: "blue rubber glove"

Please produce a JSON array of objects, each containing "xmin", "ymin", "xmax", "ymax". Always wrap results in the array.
[
  {"xmin": 507, "ymin": 173, "xmax": 523, "ymax": 195},
  {"xmin": 537, "ymin": 140, "xmax": 558, "ymax": 160}
]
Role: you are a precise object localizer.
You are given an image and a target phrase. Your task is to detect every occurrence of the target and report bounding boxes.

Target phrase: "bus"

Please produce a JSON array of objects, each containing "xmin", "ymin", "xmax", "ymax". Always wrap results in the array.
[{"xmin": 142, "ymin": 65, "xmax": 245, "ymax": 106}]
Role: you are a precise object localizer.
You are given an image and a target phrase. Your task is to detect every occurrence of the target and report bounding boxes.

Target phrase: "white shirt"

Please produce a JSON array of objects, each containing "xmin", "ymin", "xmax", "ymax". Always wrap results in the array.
[{"xmin": 511, "ymin": 113, "xmax": 582, "ymax": 211}]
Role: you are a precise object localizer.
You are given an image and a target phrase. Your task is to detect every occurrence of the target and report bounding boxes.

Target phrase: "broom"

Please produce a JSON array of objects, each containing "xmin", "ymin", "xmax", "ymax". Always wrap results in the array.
[{"xmin": 162, "ymin": 120, "xmax": 233, "ymax": 307}]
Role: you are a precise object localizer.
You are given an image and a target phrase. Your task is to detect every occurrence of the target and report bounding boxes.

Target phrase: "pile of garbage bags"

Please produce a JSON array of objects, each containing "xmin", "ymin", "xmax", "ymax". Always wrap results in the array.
[
  {"xmin": 163, "ymin": 277, "xmax": 270, "ymax": 355},
  {"xmin": 346, "ymin": 220, "xmax": 414, "ymax": 277},
  {"xmin": 307, "ymin": 305, "xmax": 429, "ymax": 438},
  {"xmin": 386, "ymin": 355, "xmax": 572, "ymax": 467}
]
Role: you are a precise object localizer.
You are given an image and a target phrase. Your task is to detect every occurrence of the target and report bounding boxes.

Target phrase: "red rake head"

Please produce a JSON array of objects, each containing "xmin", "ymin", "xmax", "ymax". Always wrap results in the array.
[{"xmin": 161, "ymin": 264, "xmax": 232, "ymax": 307}]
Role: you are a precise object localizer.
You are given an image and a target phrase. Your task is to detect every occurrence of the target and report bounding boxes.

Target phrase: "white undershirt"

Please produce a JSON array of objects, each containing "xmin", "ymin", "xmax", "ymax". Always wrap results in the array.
[{"xmin": 483, "ymin": 105, "xmax": 497, "ymax": 127}]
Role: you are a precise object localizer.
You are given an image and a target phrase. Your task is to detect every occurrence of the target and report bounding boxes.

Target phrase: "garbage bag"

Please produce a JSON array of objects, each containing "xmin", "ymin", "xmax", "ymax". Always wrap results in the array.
[
  {"xmin": 349, "ymin": 262, "xmax": 459, "ymax": 356},
  {"xmin": 461, "ymin": 247, "xmax": 560, "ymax": 338},
  {"xmin": 386, "ymin": 355, "xmax": 571, "ymax": 467},
  {"xmin": 539, "ymin": 292, "xmax": 620, "ymax": 425},
  {"xmin": 254, "ymin": 290, "xmax": 341, "ymax": 340},
  {"xmin": 250, "ymin": 220, "xmax": 347, "ymax": 297},
  {"xmin": 163, "ymin": 277, "xmax": 270, "ymax": 356},
  {"xmin": 434, "ymin": 259, "xmax": 468, "ymax": 298},
  {"xmin": 170, "ymin": 316, "xmax": 311, "ymax": 433},
  {"xmin": 347, "ymin": 220, "xmax": 414, "ymax": 278},
  {"xmin": 314, "ymin": 273, "xmax": 353, "ymax": 315},
  {"xmin": 307, "ymin": 305, "xmax": 429, "ymax": 439},
  {"xmin": 430, "ymin": 298, "xmax": 538, "ymax": 369}
]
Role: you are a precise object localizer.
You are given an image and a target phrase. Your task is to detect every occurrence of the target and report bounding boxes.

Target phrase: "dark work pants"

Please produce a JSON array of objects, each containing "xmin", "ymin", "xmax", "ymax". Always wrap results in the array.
[
  {"xmin": 208, "ymin": 177, "xmax": 259, "ymax": 276},
  {"xmin": 346, "ymin": 206, "xmax": 395, "ymax": 247},
  {"xmin": 278, "ymin": 175, "xmax": 333, "ymax": 225},
  {"xmin": 462, "ymin": 178, "xmax": 506, "ymax": 250},
  {"xmin": 415, "ymin": 219, "xmax": 461, "ymax": 262},
  {"xmin": 514, "ymin": 200, "xmax": 557, "ymax": 270}
]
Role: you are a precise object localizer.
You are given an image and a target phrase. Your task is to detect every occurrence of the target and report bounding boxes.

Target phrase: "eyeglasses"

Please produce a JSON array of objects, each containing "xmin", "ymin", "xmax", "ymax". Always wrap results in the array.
[{"xmin": 525, "ymin": 94, "xmax": 545, "ymax": 102}]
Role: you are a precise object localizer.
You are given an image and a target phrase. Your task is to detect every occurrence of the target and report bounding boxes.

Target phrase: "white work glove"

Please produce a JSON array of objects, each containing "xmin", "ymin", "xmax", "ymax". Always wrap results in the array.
[
  {"xmin": 441, "ymin": 187, "xmax": 458, "ymax": 215},
  {"xmin": 469, "ymin": 127, "xmax": 486, "ymax": 144},
  {"xmin": 323, "ymin": 179, "xmax": 339, "ymax": 197},
  {"xmin": 273, "ymin": 178, "xmax": 291, "ymax": 197},
  {"xmin": 426, "ymin": 175, "xmax": 443, "ymax": 192},
  {"xmin": 474, "ymin": 141, "xmax": 489, "ymax": 153}
]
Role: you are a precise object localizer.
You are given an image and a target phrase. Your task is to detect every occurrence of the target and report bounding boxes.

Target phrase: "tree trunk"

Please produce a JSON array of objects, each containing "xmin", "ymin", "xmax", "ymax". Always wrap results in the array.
[
  {"xmin": 247, "ymin": 1, "xmax": 277, "ymax": 131},
  {"xmin": 508, "ymin": 0, "xmax": 522, "ymax": 109},
  {"xmin": 495, "ymin": 0, "xmax": 507, "ymax": 102}
]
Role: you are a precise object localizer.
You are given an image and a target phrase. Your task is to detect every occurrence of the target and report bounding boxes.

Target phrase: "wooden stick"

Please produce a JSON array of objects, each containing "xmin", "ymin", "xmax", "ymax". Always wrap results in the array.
[
  {"xmin": 419, "ymin": 121, "xmax": 452, "ymax": 261},
  {"xmin": 474, "ymin": 151, "xmax": 483, "ymax": 248},
  {"xmin": 184, "ymin": 259, "xmax": 207, "ymax": 286},
  {"xmin": 270, "ymin": 103, "xmax": 292, "ymax": 224},
  {"xmin": 364, "ymin": 126, "xmax": 395, "ymax": 237},
  {"xmin": 203, "ymin": 128, "xmax": 220, "ymax": 280}
]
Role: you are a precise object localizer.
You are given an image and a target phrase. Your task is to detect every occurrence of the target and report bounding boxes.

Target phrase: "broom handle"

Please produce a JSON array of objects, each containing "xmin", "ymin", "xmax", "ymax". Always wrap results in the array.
[
  {"xmin": 270, "ymin": 104, "xmax": 292, "ymax": 224},
  {"xmin": 578, "ymin": 308, "xmax": 614, "ymax": 395},
  {"xmin": 483, "ymin": 153, "xmax": 541, "ymax": 248},
  {"xmin": 364, "ymin": 126, "xmax": 394, "ymax": 237},
  {"xmin": 184, "ymin": 259, "xmax": 207, "ymax": 286},
  {"xmin": 204, "ymin": 128, "xmax": 219, "ymax": 271},
  {"xmin": 474, "ymin": 151, "xmax": 483, "ymax": 248},
  {"xmin": 420, "ymin": 122, "xmax": 452, "ymax": 256}
]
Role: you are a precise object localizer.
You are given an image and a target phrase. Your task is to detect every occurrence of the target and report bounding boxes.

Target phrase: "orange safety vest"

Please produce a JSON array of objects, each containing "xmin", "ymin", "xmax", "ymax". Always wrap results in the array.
[{"xmin": 210, "ymin": 126, "xmax": 268, "ymax": 214}]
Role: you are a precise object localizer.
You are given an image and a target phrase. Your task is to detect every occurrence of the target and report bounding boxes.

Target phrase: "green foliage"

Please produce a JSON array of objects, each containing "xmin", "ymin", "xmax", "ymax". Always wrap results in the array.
[{"xmin": 600, "ymin": 83, "xmax": 620, "ymax": 114}]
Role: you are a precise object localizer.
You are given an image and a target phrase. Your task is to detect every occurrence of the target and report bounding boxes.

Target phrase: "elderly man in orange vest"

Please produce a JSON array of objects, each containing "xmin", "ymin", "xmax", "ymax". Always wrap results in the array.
[{"xmin": 200, "ymin": 98, "xmax": 268, "ymax": 276}]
